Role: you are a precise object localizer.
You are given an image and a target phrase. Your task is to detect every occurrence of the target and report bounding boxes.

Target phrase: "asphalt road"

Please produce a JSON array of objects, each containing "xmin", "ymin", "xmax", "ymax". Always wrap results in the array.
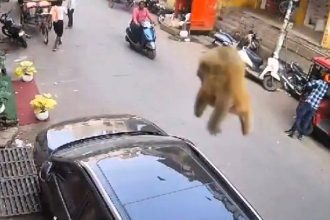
[{"xmin": 3, "ymin": 0, "xmax": 330, "ymax": 219}]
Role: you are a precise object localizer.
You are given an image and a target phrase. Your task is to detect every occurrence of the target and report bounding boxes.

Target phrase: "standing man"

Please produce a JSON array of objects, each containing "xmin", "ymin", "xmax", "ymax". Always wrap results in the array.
[
  {"xmin": 50, "ymin": 0, "xmax": 65, "ymax": 51},
  {"xmin": 285, "ymin": 73, "xmax": 330, "ymax": 140},
  {"xmin": 67, "ymin": 0, "xmax": 76, "ymax": 28}
]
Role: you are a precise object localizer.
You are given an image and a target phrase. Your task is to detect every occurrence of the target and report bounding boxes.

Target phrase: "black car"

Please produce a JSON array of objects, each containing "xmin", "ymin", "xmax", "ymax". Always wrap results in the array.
[{"xmin": 34, "ymin": 115, "xmax": 262, "ymax": 220}]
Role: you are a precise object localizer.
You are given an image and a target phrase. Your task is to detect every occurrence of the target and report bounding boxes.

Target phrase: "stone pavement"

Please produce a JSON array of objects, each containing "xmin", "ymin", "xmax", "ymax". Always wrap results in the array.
[{"xmin": 0, "ymin": 126, "xmax": 18, "ymax": 148}]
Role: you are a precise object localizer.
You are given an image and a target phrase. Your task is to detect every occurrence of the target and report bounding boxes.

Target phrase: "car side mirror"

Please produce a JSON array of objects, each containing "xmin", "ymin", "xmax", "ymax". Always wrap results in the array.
[{"xmin": 39, "ymin": 161, "xmax": 53, "ymax": 182}]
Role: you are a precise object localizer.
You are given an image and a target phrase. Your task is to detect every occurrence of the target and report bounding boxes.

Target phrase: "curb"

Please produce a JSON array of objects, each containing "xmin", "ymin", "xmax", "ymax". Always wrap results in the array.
[{"xmin": 0, "ymin": 126, "xmax": 19, "ymax": 148}]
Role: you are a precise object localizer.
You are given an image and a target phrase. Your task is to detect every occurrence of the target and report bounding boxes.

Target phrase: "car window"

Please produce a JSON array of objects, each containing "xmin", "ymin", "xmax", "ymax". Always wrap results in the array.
[
  {"xmin": 54, "ymin": 163, "xmax": 93, "ymax": 217},
  {"xmin": 80, "ymin": 193, "xmax": 110, "ymax": 220}
]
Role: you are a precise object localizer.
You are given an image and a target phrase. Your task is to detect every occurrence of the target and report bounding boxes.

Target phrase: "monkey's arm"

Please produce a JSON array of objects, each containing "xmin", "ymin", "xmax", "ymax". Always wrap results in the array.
[
  {"xmin": 194, "ymin": 89, "xmax": 208, "ymax": 117},
  {"xmin": 207, "ymin": 94, "xmax": 231, "ymax": 135}
]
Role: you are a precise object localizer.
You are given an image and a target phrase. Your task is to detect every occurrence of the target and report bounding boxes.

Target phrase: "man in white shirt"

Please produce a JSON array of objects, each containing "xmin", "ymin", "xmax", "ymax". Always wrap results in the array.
[{"xmin": 67, "ymin": 0, "xmax": 76, "ymax": 28}]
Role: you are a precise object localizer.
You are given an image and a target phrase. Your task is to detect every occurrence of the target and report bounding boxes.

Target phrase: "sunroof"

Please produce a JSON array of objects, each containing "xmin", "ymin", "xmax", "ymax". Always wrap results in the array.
[
  {"xmin": 96, "ymin": 144, "xmax": 249, "ymax": 220},
  {"xmin": 97, "ymin": 145, "xmax": 213, "ymax": 205}
]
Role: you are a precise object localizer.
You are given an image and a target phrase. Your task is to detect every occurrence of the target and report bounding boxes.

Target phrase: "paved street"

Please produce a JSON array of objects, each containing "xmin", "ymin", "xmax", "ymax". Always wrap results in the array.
[{"xmin": 3, "ymin": 0, "xmax": 330, "ymax": 219}]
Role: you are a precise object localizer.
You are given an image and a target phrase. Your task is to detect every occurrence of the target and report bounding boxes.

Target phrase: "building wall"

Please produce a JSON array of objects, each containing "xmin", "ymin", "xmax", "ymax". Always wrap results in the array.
[
  {"xmin": 220, "ymin": 0, "xmax": 259, "ymax": 8},
  {"xmin": 165, "ymin": 0, "xmax": 259, "ymax": 9}
]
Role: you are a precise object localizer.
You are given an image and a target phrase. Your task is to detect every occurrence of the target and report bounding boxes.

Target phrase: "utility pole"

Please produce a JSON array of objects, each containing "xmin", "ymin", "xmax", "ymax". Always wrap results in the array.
[
  {"xmin": 260, "ymin": 0, "xmax": 299, "ymax": 79},
  {"xmin": 273, "ymin": 0, "xmax": 297, "ymax": 59}
]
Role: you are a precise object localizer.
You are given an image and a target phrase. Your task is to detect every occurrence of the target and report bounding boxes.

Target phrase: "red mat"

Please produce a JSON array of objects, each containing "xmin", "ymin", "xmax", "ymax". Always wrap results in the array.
[{"xmin": 12, "ymin": 80, "xmax": 40, "ymax": 126}]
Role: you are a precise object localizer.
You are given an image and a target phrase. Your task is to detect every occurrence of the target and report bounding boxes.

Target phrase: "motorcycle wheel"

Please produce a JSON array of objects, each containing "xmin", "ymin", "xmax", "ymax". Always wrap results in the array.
[
  {"xmin": 262, "ymin": 75, "xmax": 279, "ymax": 92},
  {"xmin": 146, "ymin": 50, "xmax": 156, "ymax": 60},
  {"xmin": 19, "ymin": 37, "xmax": 28, "ymax": 48}
]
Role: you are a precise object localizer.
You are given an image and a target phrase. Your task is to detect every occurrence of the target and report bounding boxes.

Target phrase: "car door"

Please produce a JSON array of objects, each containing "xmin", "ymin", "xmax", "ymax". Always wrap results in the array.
[{"xmin": 51, "ymin": 161, "xmax": 111, "ymax": 220}]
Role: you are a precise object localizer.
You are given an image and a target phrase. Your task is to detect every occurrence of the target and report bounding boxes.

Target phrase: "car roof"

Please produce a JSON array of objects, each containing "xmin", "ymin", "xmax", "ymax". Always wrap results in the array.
[{"xmin": 62, "ymin": 135, "xmax": 260, "ymax": 220}]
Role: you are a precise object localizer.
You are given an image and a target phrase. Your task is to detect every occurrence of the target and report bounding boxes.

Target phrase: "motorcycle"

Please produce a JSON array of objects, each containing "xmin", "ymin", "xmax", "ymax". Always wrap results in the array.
[
  {"xmin": 125, "ymin": 21, "xmax": 157, "ymax": 59},
  {"xmin": 145, "ymin": 0, "xmax": 160, "ymax": 14},
  {"xmin": 109, "ymin": 0, "xmax": 135, "ymax": 9},
  {"xmin": 280, "ymin": 62, "xmax": 307, "ymax": 96},
  {"xmin": 0, "ymin": 10, "xmax": 28, "ymax": 48},
  {"xmin": 212, "ymin": 30, "xmax": 238, "ymax": 47},
  {"xmin": 213, "ymin": 30, "xmax": 261, "ymax": 53},
  {"xmin": 157, "ymin": 2, "xmax": 174, "ymax": 24}
]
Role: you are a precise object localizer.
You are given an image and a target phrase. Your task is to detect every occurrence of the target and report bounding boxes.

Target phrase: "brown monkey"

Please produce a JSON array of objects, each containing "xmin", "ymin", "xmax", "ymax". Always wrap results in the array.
[{"xmin": 194, "ymin": 46, "xmax": 253, "ymax": 135}]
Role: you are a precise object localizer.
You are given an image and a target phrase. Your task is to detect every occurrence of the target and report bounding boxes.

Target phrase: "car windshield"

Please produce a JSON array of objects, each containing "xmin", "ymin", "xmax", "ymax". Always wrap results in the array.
[{"xmin": 92, "ymin": 142, "xmax": 251, "ymax": 220}]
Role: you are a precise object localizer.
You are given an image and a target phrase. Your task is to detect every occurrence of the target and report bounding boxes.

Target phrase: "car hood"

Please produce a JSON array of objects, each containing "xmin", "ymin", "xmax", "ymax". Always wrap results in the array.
[{"xmin": 35, "ymin": 114, "xmax": 166, "ymax": 152}]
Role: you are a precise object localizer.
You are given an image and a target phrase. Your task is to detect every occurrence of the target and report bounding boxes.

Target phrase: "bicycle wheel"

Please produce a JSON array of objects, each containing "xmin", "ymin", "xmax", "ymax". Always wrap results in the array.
[
  {"xmin": 279, "ymin": 1, "xmax": 289, "ymax": 15},
  {"xmin": 41, "ymin": 24, "xmax": 49, "ymax": 45}
]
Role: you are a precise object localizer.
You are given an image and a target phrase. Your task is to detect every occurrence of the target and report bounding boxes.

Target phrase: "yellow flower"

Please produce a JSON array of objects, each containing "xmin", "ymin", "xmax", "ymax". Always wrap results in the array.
[
  {"xmin": 15, "ymin": 60, "xmax": 37, "ymax": 78},
  {"xmin": 30, "ymin": 93, "xmax": 57, "ymax": 112}
]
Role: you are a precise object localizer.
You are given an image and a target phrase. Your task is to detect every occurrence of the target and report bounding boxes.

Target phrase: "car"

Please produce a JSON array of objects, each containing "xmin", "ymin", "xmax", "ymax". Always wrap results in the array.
[{"xmin": 34, "ymin": 114, "xmax": 262, "ymax": 220}]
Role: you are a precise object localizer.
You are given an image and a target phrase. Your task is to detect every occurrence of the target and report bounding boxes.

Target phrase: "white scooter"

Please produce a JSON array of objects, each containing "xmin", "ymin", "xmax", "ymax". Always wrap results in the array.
[{"xmin": 238, "ymin": 47, "xmax": 282, "ymax": 91}]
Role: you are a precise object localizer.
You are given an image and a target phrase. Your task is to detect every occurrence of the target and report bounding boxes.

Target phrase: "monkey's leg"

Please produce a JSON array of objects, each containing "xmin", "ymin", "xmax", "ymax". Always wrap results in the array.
[
  {"xmin": 231, "ymin": 94, "xmax": 253, "ymax": 135},
  {"xmin": 207, "ymin": 95, "xmax": 231, "ymax": 135},
  {"xmin": 194, "ymin": 89, "xmax": 208, "ymax": 117},
  {"xmin": 238, "ymin": 110, "xmax": 252, "ymax": 135}
]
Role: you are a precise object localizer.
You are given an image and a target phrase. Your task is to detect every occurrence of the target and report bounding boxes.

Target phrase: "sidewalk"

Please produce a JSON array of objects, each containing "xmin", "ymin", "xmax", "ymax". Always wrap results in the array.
[{"xmin": 216, "ymin": 8, "xmax": 329, "ymax": 71}]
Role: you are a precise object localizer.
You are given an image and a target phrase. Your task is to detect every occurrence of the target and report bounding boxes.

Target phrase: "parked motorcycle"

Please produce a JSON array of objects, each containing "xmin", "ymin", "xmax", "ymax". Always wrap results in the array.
[
  {"xmin": 157, "ymin": 2, "xmax": 174, "ymax": 24},
  {"xmin": 0, "ymin": 10, "xmax": 28, "ymax": 48},
  {"xmin": 280, "ymin": 62, "xmax": 307, "ymax": 96},
  {"xmin": 237, "ymin": 31, "xmax": 262, "ymax": 53},
  {"xmin": 212, "ymin": 30, "xmax": 238, "ymax": 47},
  {"xmin": 146, "ymin": 0, "xmax": 160, "ymax": 14},
  {"xmin": 213, "ymin": 30, "xmax": 261, "ymax": 53},
  {"xmin": 125, "ymin": 21, "xmax": 157, "ymax": 59},
  {"xmin": 109, "ymin": 0, "xmax": 135, "ymax": 9}
]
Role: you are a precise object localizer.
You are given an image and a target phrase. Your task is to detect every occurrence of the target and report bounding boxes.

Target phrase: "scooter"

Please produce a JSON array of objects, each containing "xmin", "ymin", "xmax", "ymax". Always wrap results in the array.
[
  {"xmin": 125, "ymin": 21, "xmax": 157, "ymax": 59},
  {"xmin": 212, "ymin": 30, "xmax": 238, "ymax": 47},
  {"xmin": 238, "ymin": 47, "xmax": 283, "ymax": 91},
  {"xmin": 0, "ymin": 10, "xmax": 28, "ymax": 48}
]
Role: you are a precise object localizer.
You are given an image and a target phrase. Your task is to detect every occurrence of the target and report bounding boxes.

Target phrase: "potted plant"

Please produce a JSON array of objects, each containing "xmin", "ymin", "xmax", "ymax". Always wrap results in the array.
[
  {"xmin": 0, "ymin": 81, "xmax": 10, "ymax": 114},
  {"xmin": 30, "ymin": 93, "xmax": 57, "ymax": 121},
  {"xmin": 15, "ymin": 61, "xmax": 37, "ymax": 82}
]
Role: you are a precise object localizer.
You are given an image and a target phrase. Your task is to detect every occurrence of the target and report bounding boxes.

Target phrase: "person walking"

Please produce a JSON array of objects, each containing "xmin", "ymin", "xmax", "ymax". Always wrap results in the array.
[
  {"xmin": 50, "ymin": 0, "xmax": 65, "ymax": 51},
  {"xmin": 285, "ymin": 73, "xmax": 330, "ymax": 140},
  {"xmin": 67, "ymin": 0, "xmax": 76, "ymax": 28}
]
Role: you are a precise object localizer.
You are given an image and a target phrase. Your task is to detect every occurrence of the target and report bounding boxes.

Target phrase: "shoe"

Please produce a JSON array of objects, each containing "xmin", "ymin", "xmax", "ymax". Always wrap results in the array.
[
  {"xmin": 52, "ymin": 47, "xmax": 57, "ymax": 51},
  {"xmin": 297, "ymin": 134, "xmax": 303, "ymax": 141},
  {"xmin": 288, "ymin": 133, "xmax": 294, "ymax": 138},
  {"xmin": 285, "ymin": 129, "xmax": 293, "ymax": 134}
]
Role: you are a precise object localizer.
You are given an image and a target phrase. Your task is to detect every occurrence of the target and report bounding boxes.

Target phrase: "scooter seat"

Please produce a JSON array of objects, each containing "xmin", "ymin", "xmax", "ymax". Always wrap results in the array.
[{"xmin": 245, "ymin": 48, "xmax": 263, "ymax": 68}]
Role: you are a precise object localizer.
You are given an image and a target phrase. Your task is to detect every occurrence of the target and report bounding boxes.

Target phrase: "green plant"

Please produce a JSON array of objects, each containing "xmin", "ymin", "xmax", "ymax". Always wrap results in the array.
[{"xmin": 0, "ymin": 81, "xmax": 10, "ymax": 106}]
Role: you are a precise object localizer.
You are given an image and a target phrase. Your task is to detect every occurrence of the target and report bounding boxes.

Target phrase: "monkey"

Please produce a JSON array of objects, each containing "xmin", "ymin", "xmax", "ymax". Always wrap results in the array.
[{"xmin": 194, "ymin": 46, "xmax": 253, "ymax": 136}]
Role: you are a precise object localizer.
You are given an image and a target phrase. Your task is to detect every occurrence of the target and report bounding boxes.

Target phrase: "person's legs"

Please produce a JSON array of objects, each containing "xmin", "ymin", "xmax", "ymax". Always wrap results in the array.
[
  {"xmin": 68, "ymin": 9, "xmax": 74, "ymax": 28},
  {"xmin": 286, "ymin": 102, "xmax": 309, "ymax": 138},
  {"xmin": 297, "ymin": 104, "xmax": 315, "ymax": 140},
  {"xmin": 129, "ymin": 22, "xmax": 142, "ymax": 43},
  {"xmin": 53, "ymin": 22, "xmax": 59, "ymax": 51},
  {"xmin": 57, "ymin": 20, "xmax": 64, "ymax": 45}
]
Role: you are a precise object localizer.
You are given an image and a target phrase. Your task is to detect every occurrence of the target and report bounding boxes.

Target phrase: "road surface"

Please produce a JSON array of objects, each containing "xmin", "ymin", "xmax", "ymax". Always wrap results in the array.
[{"xmin": 3, "ymin": 0, "xmax": 330, "ymax": 219}]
